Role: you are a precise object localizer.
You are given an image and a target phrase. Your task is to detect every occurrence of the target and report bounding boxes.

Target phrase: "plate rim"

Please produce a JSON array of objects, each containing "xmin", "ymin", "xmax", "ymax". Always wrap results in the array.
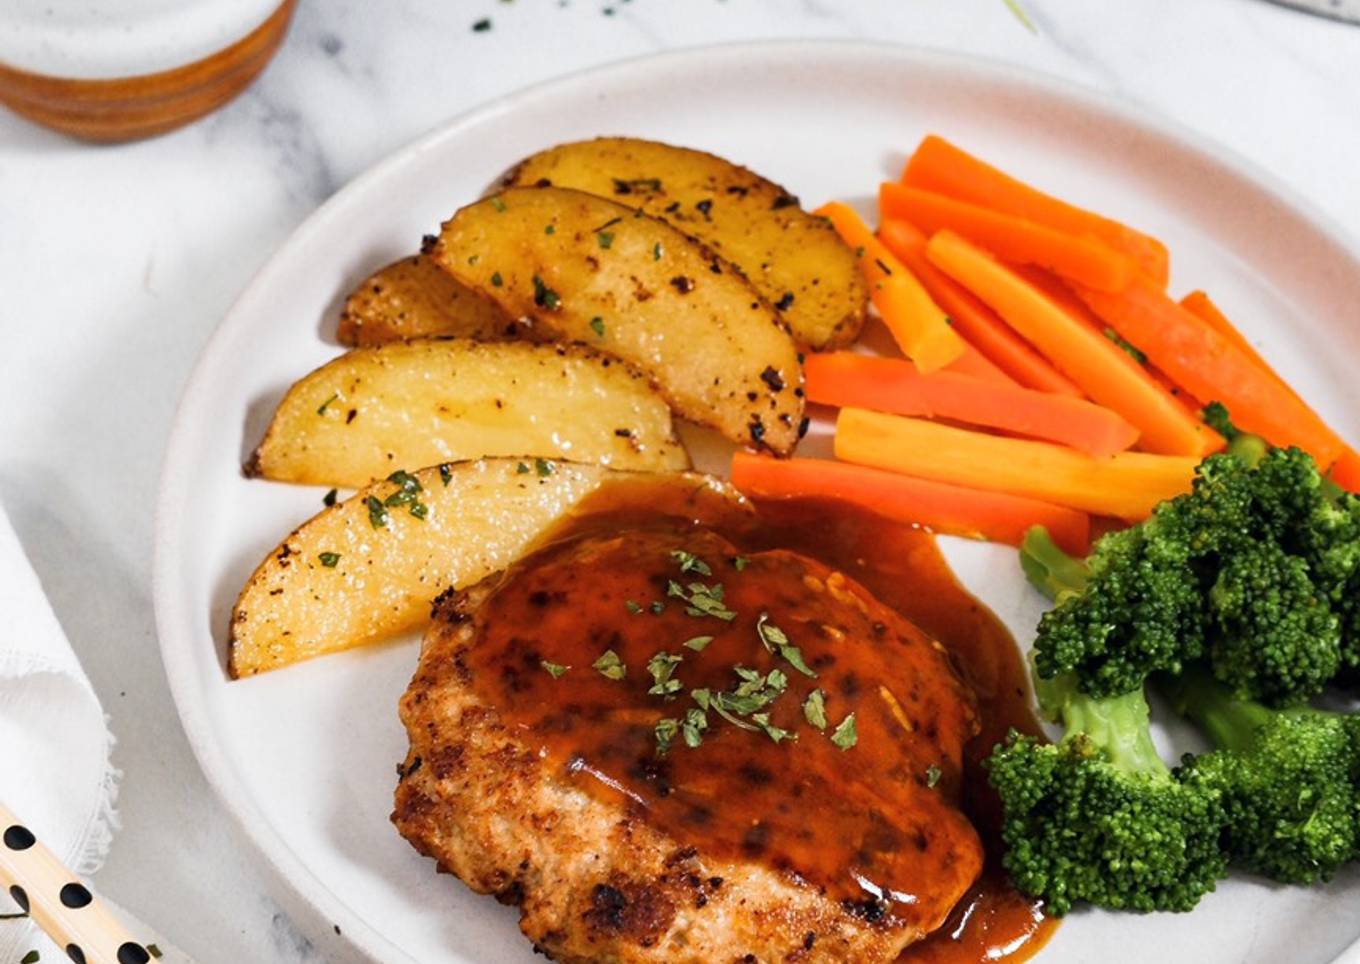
[{"xmin": 152, "ymin": 38, "xmax": 1360, "ymax": 964}]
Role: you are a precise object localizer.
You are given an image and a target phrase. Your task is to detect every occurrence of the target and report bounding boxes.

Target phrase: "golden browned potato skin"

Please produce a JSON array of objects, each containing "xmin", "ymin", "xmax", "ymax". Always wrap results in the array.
[
  {"xmin": 337, "ymin": 253, "xmax": 513, "ymax": 347},
  {"xmin": 432, "ymin": 186, "xmax": 806, "ymax": 455},
  {"xmin": 246, "ymin": 339, "xmax": 690, "ymax": 488},
  {"xmin": 504, "ymin": 137, "xmax": 868, "ymax": 349}
]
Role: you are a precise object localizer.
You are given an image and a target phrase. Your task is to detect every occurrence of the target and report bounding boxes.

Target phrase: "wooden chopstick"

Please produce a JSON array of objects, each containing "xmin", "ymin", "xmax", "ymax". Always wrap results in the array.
[{"xmin": 0, "ymin": 800, "xmax": 154, "ymax": 964}]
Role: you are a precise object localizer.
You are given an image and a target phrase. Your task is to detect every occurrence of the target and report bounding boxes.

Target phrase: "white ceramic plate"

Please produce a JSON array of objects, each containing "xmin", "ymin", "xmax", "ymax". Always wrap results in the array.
[{"xmin": 154, "ymin": 42, "xmax": 1360, "ymax": 964}]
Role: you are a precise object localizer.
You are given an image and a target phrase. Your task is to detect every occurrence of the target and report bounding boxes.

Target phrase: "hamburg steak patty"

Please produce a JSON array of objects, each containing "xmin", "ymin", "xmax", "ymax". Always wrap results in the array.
[{"xmin": 393, "ymin": 526, "xmax": 983, "ymax": 962}]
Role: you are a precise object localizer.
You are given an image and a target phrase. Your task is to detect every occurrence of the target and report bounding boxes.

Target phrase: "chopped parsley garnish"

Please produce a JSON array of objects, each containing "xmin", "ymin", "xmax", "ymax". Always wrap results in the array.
[
  {"xmin": 612, "ymin": 177, "xmax": 662, "ymax": 195},
  {"xmin": 854, "ymin": 245, "xmax": 866, "ymax": 258},
  {"xmin": 682, "ymin": 635, "xmax": 714, "ymax": 652},
  {"xmin": 596, "ymin": 231, "xmax": 615, "ymax": 249},
  {"xmin": 383, "ymin": 470, "xmax": 427, "ymax": 518},
  {"xmin": 831, "ymin": 713, "xmax": 858, "ymax": 751},
  {"xmin": 318, "ymin": 551, "xmax": 340, "ymax": 568},
  {"xmin": 323, "ymin": 488, "xmax": 338, "ymax": 507},
  {"xmin": 666, "ymin": 579, "xmax": 736, "ymax": 621},
  {"xmin": 490, "ymin": 271, "xmax": 504, "ymax": 287},
  {"xmin": 802, "ymin": 688, "xmax": 827, "ymax": 730},
  {"xmin": 490, "ymin": 195, "xmax": 507, "ymax": 212},
  {"xmin": 532, "ymin": 274, "xmax": 561, "ymax": 310},
  {"xmin": 682, "ymin": 707, "xmax": 708, "ymax": 747},
  {"xmin": 650, "ymin": 600, "xmax": 665, "ymax": 615},
  {"xmin": 535, "ymin": 457, "xmax": 555, "ymax": 477},
  {"xmin": 926, "ymin": 764, "xmax": 942, "ymax": 788},
  {"xmin": 652, "ymin": 241, "xmax": 663, "ymax": 261},
  {"xmin": 654, "ymin": 717, "xmax": 679, "ymax": 755},
  {"xmin": 589, "ymin": 316, "xmax": 606, "ymax": 337},
  {"xmin": 409, "ymin": 501, "xmax": 428, "ymax": 520},
  {"xmin": 516, "ymin": 461, "xmax": 529, "ymax": 474},
  {"xmin": 471, "ymin": 17, "xmax": 492, "ymax": 32},
  {"xmin": 365, "ymin": 495, "xmax": 389, "ymax": 529},
  {"xmin": 20, "ymin": 952, "xmax": 39, "ymax": 964},
  {"xmin": 646, "ymin": 651, "xmax": 684, "ymax": 697},
  {"xmin": 438, "ymin": 462, "xmax": 453, "ymax": 486},
  {"xmin": 316, "ymin": 392, "xmax": 339, "ymax": 416},
  {"xmin": 625, "ymin": 600, "xmax": 643, "ymax": 615},
  {"xmin": 541, "ymin": 660, "xmax": 569, "ymax": 678},
  {"xmin": 592, "ymin": 649, "xmax": 626, "ymax": 680},
  {"xmin": 670, "ymin": 549, "xmax": 712, "ymax": 576},
  {"xmin": 544, "ymin": 223, "xmax": 556, "ymax": 235},
  {"xmin": 756, "ymin": 612, "xmax": 817, "ymax": 677},
  {"xmin": 732, "ymin": 556, "xmax": 749, "ymax": 571}
]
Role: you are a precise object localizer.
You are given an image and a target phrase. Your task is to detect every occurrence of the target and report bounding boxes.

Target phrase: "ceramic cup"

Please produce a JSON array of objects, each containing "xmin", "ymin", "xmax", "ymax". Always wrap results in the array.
[{"xmin": 0, "ymin": 0, "xmax": 296, "ymax": 142}]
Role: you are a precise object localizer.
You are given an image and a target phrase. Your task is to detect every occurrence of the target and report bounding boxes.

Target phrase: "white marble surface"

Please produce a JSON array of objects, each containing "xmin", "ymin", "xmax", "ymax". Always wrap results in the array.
[{"xmin": 2, "ymin": 1, "xmax": 1360, "ymax": 961}]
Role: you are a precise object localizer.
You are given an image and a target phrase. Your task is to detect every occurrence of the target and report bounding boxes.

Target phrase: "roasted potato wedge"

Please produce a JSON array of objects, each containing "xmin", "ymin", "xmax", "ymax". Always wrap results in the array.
[
  {"xmin": 433, "ymin": 186, "xmax": 805, "ymax": 454},
  {"xmin": 337, "ymin": 253, "xmax": 513, "ymax": 346},
  {"xmin": 503, "ymin": 137, "xmax": 868, "ymax": 349},
  {"xmin": 229, "ymin": 460, "xmax": 745, "ymax": 676},
  {"xmin": 246, "ymin": 339, "xmax": 689, "ymax": 487}
]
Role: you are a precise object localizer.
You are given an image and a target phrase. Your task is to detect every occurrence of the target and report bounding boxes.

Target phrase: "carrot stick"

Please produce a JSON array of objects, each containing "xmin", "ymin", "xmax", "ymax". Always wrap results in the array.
[
  {"xmin": 1329, "ymin": 448, "xmax": 1360, "ymax": 494},
  {"xmin": 880, "ymin": 182, "xmax": 1135, "ymax": 292},
  {"xmin": 816, "ymin": 201, "xmax": 967, "ymax": 371},
  {"xmin": 878, "ymin": 219, "xmax": 1084, "ymax": 397},
  {"xmin": 1075, "ymin": 276, "xmax": 1347, "ymax": 466},
  {"xmin": 1011, "ymin": 263, "xmax": 1206, "ymax": 412},
  {"xmin": 805, "ymin": 353, "xmax": 1139, "ymax": 456},
  {"xmin": 1180, "ymin": 291, "xmax": 1299, "ymax": 402},
  {"xmin": 925, "ymin": 230, "xmax": 1221, "ymax": 457},
  {"xmin": 835, "ymin": 408, "xmax": 1198, "ymax": 521},
  {"xmin": 942, "ymin": 341, "xmax": 1019, "ymax": 385},
  {"xmin": 730, "ymin": 451, "xmax": 1090, "ymax": 555},
  {"xmin": 901, "ymin": 134, "xmax": 1170, "ymax": 285}
]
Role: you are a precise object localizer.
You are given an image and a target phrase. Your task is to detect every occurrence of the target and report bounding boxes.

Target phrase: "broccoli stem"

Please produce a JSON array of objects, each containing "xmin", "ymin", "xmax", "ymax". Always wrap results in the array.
[
  {"xmin": 1225, "ymin": 433, "xmax": 1269, "ymax": 469},
  {"xmin": 1020, "ymin": 525, "xmax": 1089, "ymax": 601},
  {"xmin": 1046, "ymin": 672, "xmax": 1169, "ymax": 776},
  {"xmin": 1162, "ymin": 665, "xmax": 1274, "ymax": 753}
]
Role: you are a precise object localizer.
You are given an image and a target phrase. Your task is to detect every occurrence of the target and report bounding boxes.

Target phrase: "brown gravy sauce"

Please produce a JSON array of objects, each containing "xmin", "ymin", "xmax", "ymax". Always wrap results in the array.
[{"xmin": 483, "ymin": 476, "xmax": 1056, "ymax": 963}]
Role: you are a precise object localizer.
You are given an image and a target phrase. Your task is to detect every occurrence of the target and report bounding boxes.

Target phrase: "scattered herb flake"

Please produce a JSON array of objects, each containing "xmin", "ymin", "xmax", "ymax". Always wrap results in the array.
[
  {"xmin": 544, "ymin": 223, "xmax": 556, "ymax": 235},
  {"xmin": 1104, "ymin": 327, "xmax": 1148, "ymax": 365},
  {"xmin": 439, "ymin": 463, "xmax": 453, "ymax": 486},
  {"xmin": 646, "ymin": 651, "xmax": 684, "ymax": 697},
  {"xmin": 471, "ymin": 17, "xmax": 492, "ymax": 31},
  {"xmin": 365, "ymin": 495, "xmax": 389, "ymax": 529},
  {"xmin": 670, "ymin": 549, "xmax": 712, "ymax": 575},
  {"xmin": 516, "ymin": 461, "xmax": 530, "ymax": 474},
  {"xmin": 589, "ymin": 316, "xmax": 606, "ymax": 337},
  {"xmin": 655, "ymin": 717, "xmax": 679, "ymax": 755},
  {"xmin": 21, "ymin": 952, "xmax": 39, "ymax": 964},
  {"xmin": 682, "ymin": 707, "xmax": 708, "ymax": 747},
  {"xmin": 650, "ymin": 600, "xmax": 665, "ymax": 615},
  {"xmin": 926, "ymin": 764, "xmax": 942, "ymax": 788},
  {"xmin": 626, "ymin": 600, "xmax": 643, "ymax": 614},
  {"xmin": 409, "ymin": 501, "xmax": 428, "ymax": 520},
  {"xmin": 652, "ymin": 242, "xmax": 663, "ymax": 261},
  {"xmin": 593, "ymin": 649, "xmax": 627, "ymax": 680},
  {"xmin": 682, "ymin": 635, "xmax": 714, "ymax": 652},
  {"xmin": 1003, "ymin": 0, "xmax": 1038, "ymax": 33},
  {"xmin": 757, "ymin": 612, "xmax": 817, "ymax": 677},
  {"xmin": 148, "ymin": 948, "xmax": 162, "ymax": 961},
  {"xmin": 490, "ymin": 271, "xmax": 504, "ymax": 287},
  {"xmin": 535, "ymin": 457, "xmax": 555, "ymax": 477},
  {"xmin": 612, "ymin": 177, "xmax": 663, "ymax": 195},
  {"xmin": 532, "ymin": 274, "xmax": 561, "ymax": 310},
  {"xmin": 316, "ymin": 392, "xmax": 339, "ymax": 416},
  {"xmin": 318, "ymin": 551, "xmax": 341, "ymax": 568},
  {"xmin": 732, "ymin": 556, "xmax": 749, "ymax": 571},
  {"xmin": 596, "ymin": 230, "xmax": 615, "ymax": 249},
  {"xmin": 831, "ymin": 713, "xmax": 858, "ymax": 751},
  {"xmin": 541, "ymin": 660, "xmax": 569, "ymax": 678},
  {"xmin": 803, "ymin": 688, "xmax": 828, "ymax": 730},
  {"xmin": 854, "ymin": 245, "xmax": 866, "ymax": 258},
  {"xmin": 490, "ymin": 196, "xmax": 507, "ymax": 212},
  {"xmin": 752, "ymin": 713, "xmax": 798, "ymax": 744},
  {"xmin": 323, "ymin": 488, "xmax": 338, "ymax": 507}
]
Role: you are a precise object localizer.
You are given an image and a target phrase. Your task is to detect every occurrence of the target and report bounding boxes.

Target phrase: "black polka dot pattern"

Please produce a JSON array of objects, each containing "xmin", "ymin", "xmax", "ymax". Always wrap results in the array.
[
  {"xmin": 3, "ymin": 825, "xmax": 35, "ymax": 851},
  {"xmin": 118, "ymin": 943, "xmax": 151, "ymax": 964},
  {"xmin": 66, "ymin": 944, "xmax": 86, "ymax": 963},
  {"xmin": 60, "ymin": 881, "xmax": 93, "ymax": 909},
  {"xmin": 8, "ymin": 884, "xmax": 29, "ymax": 913}
]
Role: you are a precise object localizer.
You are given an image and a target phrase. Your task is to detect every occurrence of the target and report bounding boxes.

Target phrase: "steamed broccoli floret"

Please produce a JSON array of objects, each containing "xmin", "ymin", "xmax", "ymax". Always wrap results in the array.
[
  {"xmin": 1025, "ymin": 437, "xmax": 1356, "ymax": 707},
  {"xmin": 1167, "ymin": 667, "xmax": 1360, "ymax": 884},
  {"xmin": 987, "ymin": 673, "xmax": 1227, "ymax": 915}
]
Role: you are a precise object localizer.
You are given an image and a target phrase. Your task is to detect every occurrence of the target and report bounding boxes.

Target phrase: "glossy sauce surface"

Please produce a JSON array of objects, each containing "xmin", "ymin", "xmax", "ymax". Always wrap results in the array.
[{"xmin": 464, "ymin": 478, "xmax": 1055, "ymax": 961}]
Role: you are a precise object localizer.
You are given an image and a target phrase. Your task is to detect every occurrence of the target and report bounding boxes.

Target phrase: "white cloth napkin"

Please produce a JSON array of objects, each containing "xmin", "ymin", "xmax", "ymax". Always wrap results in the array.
[{"xmin": 0, "ymin": 504, "xmax": 120, "ymax": 961}]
